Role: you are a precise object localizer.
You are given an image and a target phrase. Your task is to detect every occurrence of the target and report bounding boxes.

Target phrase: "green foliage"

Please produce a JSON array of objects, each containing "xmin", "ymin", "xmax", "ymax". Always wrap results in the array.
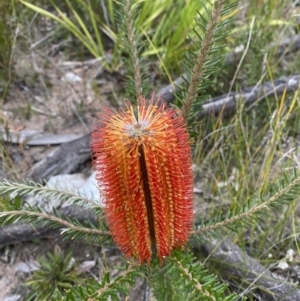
[
  {"xmin": 115, "ymin": 0, "xmax": 151, "ymax": 102},
  {"xmin": 51, "ymin": 263, "xmax": 141, "ymax": 301},
  {"xmin": 50, "ymin": 251, "xmax": 243, "ymax": 300},
  {"xmin": 194, "ymin": 168, "xmax": 300, "ymax": 236},
  {"xmin": 17, "ymin": 0, "xmax": 239, "ymax": 75},
  {"xmin": 136, "ymin": 0, "xmax": 211, "ymax": 73},
  {"xmin": 175, "ymin": 0, "xmax": 238, "ymax": 130},
  {"xmin": 0, "ymin": 180, "xmax": 111, "ymax": 245},
  {"xmin": 26, "ymin": 246, "xmax": 84, "ymax": 301},
  {"xmin": 0, "ymin": 194, "xmax": 22, "ymax": 211},
  {"xmin": 20, "ymin": 0, "xmax": 118, "ymax": 71},
  {"xmin": 150, "ymin": 250, "xmax": 243, "ymax": 301}
]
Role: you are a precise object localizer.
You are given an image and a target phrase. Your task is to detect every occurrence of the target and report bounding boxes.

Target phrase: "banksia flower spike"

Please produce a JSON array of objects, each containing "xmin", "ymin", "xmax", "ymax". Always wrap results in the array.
[{"xmin": 91, "ymin": 97, "xmax": 193, "ymax": 263}]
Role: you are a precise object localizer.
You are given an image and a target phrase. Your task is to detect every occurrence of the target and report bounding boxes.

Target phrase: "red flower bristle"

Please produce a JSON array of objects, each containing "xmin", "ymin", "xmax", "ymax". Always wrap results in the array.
[{"xmin": 91, "ymin": 96, "xmax": 193, "ymax": 263}]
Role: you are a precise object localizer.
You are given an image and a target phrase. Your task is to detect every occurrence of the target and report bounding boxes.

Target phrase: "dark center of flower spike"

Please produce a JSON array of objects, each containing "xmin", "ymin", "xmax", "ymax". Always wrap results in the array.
[{"xmin": 138, "ymin": 145, "xmax": 156, "ymax": 255}]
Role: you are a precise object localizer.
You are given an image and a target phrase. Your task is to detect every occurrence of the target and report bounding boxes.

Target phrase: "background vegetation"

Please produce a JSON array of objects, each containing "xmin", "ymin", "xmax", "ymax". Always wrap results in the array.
[{"xmin": 0, "ymin": 0, "xmax": 300, "ymax": 300}]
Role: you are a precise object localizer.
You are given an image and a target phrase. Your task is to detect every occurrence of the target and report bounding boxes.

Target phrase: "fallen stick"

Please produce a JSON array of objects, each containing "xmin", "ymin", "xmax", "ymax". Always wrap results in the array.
[
  {"xmin": 0, "ymin": 129, "xmax": 84, "ymax": 146},
  {"xmin": 192, "ymin": 237, "xmax": 300, "ymax": 301},
  {"xmin": 158, "ymin": 74, "xmax": 300, "ymax": 113},
  {"xmin": 199, "ymin": 74, "xmax": 300, "ymax": 117},
  {"xmin": 28, "ymin": 134, "xmax": 91, "ymax": 182}
]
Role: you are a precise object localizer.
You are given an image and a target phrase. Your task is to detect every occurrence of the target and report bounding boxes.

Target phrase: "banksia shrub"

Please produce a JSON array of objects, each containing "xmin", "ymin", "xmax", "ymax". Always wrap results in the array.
[{"xmin": 91, "ymin": 97, "xmax": 194, "ymax": 263}]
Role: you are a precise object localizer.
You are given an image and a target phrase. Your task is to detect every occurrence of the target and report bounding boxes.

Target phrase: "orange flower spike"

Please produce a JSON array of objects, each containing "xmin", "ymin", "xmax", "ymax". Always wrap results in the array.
[{"xmin": 91, "ymin": 97, "xmax": 194, "ymax": 263}]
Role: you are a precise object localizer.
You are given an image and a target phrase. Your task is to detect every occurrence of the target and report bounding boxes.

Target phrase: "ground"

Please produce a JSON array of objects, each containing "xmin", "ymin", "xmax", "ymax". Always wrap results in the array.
[{"xmin": 1, "ymin": 2, "xmax": 300, "ymax": 300}]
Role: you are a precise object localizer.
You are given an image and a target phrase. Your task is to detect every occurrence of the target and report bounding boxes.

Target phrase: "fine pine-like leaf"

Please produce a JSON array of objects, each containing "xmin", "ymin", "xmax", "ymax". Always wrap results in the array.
[
  {"xmin": 0, "ymin": 205, "xmax": 111, "ymax": 245},
  {"xmin": 0, "ymin": 180, "xmax": 111, "ymax": 244},
  {"xmin": 0, "ymin": 179, "xmax": 103, "ymax": 209},
  {"xmin": 116, "ymin": 0, "xmax": 151, "ymax": 102},
  {"xmin": 150, "ymin": 249, "xmax": 243, "ymax": 301},
  {"xmin": 174, "ymin": 0, "xmax": 238, "ymax": 133},
  {"xmin": 193, "ymin": 169, "xmax": 300, "ymax": 237}
]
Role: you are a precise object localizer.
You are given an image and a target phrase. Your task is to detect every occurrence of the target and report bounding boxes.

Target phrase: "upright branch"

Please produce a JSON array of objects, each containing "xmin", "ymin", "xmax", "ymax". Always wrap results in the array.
[
  {"xmin": 182, "ymin": 0, "xmax": 224, "ymax": 122},
  {"xmin": 124, "ymin": 0, "xmax": 143, "ymax": 98}
]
